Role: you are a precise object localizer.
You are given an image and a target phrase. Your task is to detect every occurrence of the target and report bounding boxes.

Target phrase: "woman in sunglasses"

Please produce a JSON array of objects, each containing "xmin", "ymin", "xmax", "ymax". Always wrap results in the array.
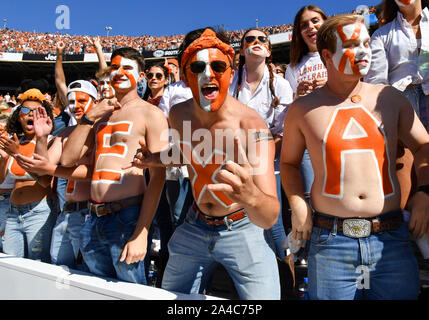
[
  {"xmin": 144, "ymin": 62, "xmax": 170, "ymax": 107},
  {"xmin": 229, "ymin": 28, "xmax": 294, "ymax": 264},
  {"xmin": 0, "ymin": 89, "xmax": 57, "ymax": 262}
]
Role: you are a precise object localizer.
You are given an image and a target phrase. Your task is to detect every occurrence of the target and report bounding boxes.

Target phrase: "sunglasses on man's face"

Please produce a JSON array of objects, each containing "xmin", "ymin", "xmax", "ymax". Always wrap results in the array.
[
  {"xmin": 244, "ymin": 35, "xmax": 268, "ymax": 44},
  {"xmin": 19, "ymin": 106, "xmax": 37, "ymax": 115},
  {"xmin": 187, "ymin": 60, "xmax": 229, "ymax": 74},
  {"xmin": 146, "ymin": 72, "xmax": 164, "ymax": 80}
]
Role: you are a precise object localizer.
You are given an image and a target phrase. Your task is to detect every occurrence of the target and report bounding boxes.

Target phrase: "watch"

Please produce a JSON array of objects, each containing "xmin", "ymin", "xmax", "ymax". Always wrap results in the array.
[
  {"xmin": 417, "ymin": 185, "xmax": 429, "ymax": 196},
  {"xmin": 80, "ymin": 114, "xmax": 94, "ymax": 126}
]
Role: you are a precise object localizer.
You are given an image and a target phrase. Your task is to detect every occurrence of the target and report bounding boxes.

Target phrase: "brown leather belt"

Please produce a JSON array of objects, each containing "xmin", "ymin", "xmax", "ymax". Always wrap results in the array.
[
  {"xmin": 63, "ymin": 200, "xmax": 88, "ymax": 213},
  {"xmin": 89, "ymin": 194, "xmax": 144, "ymax": 217},
  {"xmin": 313, "ymin": 210, "xmax": 403, "ymax": 237},
  {"xmin": 193, "ymin": 202, "xmax": 247, "ymax": 227}
]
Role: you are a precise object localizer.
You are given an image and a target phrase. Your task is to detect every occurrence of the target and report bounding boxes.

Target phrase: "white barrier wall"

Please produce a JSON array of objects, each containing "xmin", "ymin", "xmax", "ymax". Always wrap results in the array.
[{"xmin": 0, "ymin": 253, "xmax": 223, "ymax": 300}]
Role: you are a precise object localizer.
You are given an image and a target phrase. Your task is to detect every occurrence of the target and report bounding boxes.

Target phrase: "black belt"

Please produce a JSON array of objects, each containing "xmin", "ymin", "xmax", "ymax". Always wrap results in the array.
[{"xmin": 63, "ymin": 201, "xmax": 88, "ymax": 213}]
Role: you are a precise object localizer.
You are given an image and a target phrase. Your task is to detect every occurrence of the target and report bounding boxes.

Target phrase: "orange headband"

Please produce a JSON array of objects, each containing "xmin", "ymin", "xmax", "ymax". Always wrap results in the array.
[
  {"xmin": 180, "ymin": 29, "xmax": 235, "ymax": 72},
  {"xmin": 17, "ymin": 88, "xmax": 47, "ymax": 103}
]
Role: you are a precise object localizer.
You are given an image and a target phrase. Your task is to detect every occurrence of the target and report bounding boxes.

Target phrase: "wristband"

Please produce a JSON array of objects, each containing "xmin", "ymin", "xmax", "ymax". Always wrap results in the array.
[
  {"xmin": 417, "ymin": 185, "xmax": 429, "ymax": 196},
  {"xmin": 80, "ymin": 114, "xmax": 94, "ymax": 126}
]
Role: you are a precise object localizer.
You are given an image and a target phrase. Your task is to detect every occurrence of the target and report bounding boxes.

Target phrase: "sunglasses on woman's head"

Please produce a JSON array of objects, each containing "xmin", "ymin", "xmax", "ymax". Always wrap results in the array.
[
  {"xmin": 146, "ymin": 72, "xmax": 164, "ymax": 80},
  {"xmin": 187, "ymin": 60, "xmax": 229, "ymax": 74},
  {"xmin": 19, "ymin": 106, "xmax": 37, "ymax": 115},
  {"xmin": 244, "ymin": 36, "xmax": 268, "ymax": 44}
]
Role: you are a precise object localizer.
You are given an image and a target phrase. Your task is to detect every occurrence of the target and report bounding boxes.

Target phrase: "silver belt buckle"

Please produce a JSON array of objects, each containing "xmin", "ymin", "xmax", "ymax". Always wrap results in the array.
[{"xmin": 343, "ymin": 219, "xmax": 371, "ymax": 238}]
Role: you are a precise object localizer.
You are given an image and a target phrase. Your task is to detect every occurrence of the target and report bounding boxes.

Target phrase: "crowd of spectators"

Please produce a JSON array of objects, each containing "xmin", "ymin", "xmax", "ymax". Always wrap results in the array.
[{"xmin": 0, "ymin": 5, "xmax": 377, "ymax": 55}]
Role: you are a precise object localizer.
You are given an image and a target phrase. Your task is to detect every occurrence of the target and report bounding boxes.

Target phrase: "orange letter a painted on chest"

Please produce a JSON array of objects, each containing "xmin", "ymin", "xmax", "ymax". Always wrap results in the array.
[{"xmin": 322, "ymin": 106, "xmax": 394, "ymax": 198}]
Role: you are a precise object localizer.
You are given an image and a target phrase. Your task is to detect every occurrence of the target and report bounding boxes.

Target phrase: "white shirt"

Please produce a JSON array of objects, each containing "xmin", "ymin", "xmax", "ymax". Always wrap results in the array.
[
  {"xmin": 229, "ymin": 66, "xmax": 294, "ymax": 172},
  {"xmin": 158, "ymin": 80, "xmax": 193, "ymax": 180},
  {"xmin": 284, "ymin": 51, "xmax": 328, "ymax": 95},
  {"xmin": 364, "ymin": 7, "xmax": 429, "ymax": 95},
  {"xmin": 0, "ymin": 172, "xmax": 14, "ymax": 189},
  {"xmin": 158, "ymin": 80, "xmax": 192, "ymax": 117}
]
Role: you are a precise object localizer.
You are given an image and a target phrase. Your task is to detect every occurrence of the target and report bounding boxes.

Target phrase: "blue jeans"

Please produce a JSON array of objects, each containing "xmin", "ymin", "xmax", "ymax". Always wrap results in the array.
[
  {"xmin": 264, "ymin": 174, "xmax": 287, "ymax": 259},
  {"xmin": 3, "ymin": 197, "xmax": 57, "ymax": 262},
  {"xmin": 166, "ymin": 177, "xmax": 194, "ymax": 228},
  {"xmin": 79, "ymin": 204, "xmax": 147, "ymax": 284},
  {"xmin": 301, "ymin": 149, "xmax": 314, "ymax": 195},
  {"xmin": 0, "ymin": 192, "xmax": 11, "ymax": 251},
  {"xmin": 403, "ymin": 85, "xmax": 429, "ymax": 131},
  {"xmin": 55, "ymin": 177, "xmax": 68, "ymax": 215},
  {"xmin": 50, "ymin": 206, "xmax": 89, "ymax": 270},
  {"xmin": 308, "ymin": 211, "xmax": 419, "ymax": 300},
  {"xmin": 162, "ymin": 206, "xmax": 281, "ymax": 300}
]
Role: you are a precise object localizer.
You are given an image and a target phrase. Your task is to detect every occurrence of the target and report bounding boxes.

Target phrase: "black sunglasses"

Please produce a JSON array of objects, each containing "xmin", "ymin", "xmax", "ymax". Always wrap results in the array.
[
  {"xmin": 146, "ymin": 72, "xmax": 164, "ymax": 80},
  {"xmin": 19, "ymin": 106, "xmax": 37, "ymax": 115},
  {"xmin": 244, "ymin": 35, "xmax": 268, "ymax": 44},
  {"xmin": 187, "ymin": 60, "xmax": 229, "ymax": 74}
]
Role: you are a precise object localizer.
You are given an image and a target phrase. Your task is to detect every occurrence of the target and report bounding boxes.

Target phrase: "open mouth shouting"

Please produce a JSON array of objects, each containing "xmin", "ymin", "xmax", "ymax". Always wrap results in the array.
[
  {"xmin": 25, "ymin": 118, "xmax": 34, "ymax": 131},
  {"xmin": 201, "ymin": 83, "xmax": 219, "ymax": 100}
]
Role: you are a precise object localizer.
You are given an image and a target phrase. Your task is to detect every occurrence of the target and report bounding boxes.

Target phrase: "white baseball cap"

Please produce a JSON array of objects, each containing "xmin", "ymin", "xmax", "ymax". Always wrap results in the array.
[{"xmin": 67, "ymin": 80, "xmax": 98, "ymax": 100}]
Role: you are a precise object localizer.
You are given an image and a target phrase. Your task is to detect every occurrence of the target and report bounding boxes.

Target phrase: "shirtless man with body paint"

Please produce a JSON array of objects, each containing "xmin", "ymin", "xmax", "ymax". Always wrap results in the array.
[
  {"xmin": 280, "ymin": 14, "xmax": 429, "ymax": 300},
  {"xmin": 129, "ymin": 28, "xmax": 281, "ymax": 299},
  {"xmin": 15, "ymin": 80, "xmax": 98, "ymax": 269},
  {"xmin": 59, "ymin": 47, "xmax": 168, "ymax": 284},
  {"xmin": 14, "ymin": 40, "xmax": 105, "ymax": 269}
]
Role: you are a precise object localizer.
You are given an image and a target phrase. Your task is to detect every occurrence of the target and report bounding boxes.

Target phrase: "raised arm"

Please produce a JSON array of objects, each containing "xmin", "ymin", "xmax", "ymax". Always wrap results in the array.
[
  {"xmin": 55, "ymin": 41, "xmax": 69, "ymax": 107},
  {"xmin": 86, "ymin": 36, "xmax": 108, "ymax": 74}
]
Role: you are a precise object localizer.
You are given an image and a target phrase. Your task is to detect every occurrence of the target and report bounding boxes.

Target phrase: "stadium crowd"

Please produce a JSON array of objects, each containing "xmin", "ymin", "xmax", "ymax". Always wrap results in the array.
[
  {"xmin": 0, "ymin": 6, "xmax": 378, "ymax": 55},
  {"xmin": 0, "ymin": 1, "xmax": 428, "ymax": 301}
]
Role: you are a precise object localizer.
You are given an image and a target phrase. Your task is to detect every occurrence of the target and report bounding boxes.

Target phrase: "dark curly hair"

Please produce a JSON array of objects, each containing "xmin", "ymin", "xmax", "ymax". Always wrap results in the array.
[{"xmin": 6, "ymin": 100, "xmax": 54, "ymax": 137}]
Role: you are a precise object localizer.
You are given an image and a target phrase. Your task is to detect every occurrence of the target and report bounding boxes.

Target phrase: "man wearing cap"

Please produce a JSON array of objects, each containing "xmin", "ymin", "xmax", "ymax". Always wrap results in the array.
[
  {"xmin": 129, "ymin": 28, "xmax": 281, "ymax": 299},
  {"xmin": 17, "ymin": 79, "xmax": 99, "ymax": 270},
  {"xmin": 60, "ymin": 47, "xmax": 168, "ymax": 284}
]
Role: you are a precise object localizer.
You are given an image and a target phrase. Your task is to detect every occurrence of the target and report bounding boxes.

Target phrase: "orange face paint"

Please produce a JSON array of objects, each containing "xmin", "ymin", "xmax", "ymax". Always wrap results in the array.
[
  {"xmin": 67, "ymin": 91, "xmax": 93, "ymax": 119},
  {"xmin": 110, "ymin": 56, "xmax": 139, "ymax": 90},
  {"xmin": 333, "ymin": 23, "xmax": 371, "ymax": 76},
  {"xmin": 185, "ymin": 48, "xmax": 231, "ymax": 112},
  {"xmin": 322, "ymin": 106, "xmax": 394, "ymax": 199},
  {"xmin": 92, "ymin": 121, "xmax": 133, "ymax": 185},
  {"xmin": 179, "ymin": 141, "xmax": 235, "ymax": 208}
]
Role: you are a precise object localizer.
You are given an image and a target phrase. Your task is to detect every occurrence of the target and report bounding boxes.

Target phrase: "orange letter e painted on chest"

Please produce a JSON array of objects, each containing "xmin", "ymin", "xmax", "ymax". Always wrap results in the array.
[
  {"xmin": 92, "ymin": 121, "xmax": 133, "ymax": 185},
  {"xmin": 179, "ymin": 141, "xmax": 235, "ymax": 208},
  {"xmin": 322, "ymin": 106, "xmax": 394, "ymax": 199}
]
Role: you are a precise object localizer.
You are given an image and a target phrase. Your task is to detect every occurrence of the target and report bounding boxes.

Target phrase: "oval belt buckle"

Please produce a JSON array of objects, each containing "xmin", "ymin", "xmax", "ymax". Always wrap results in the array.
[{"xmin": 343, "ymin": 219, "xmax": 371, "ymax": 238}]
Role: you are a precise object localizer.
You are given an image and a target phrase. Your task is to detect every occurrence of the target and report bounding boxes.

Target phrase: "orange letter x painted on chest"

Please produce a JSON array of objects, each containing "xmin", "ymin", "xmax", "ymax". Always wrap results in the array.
[
  {"xmin": 178, "ymin": 141, "xmax": 235, "ymax": 208},
  {"xmin": 322, "ymin": 106, "xmax": 394, "ymax": 199}
]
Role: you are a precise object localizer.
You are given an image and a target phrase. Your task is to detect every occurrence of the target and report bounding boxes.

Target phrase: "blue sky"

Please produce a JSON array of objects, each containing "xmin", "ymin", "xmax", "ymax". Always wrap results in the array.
[{"xmin": 0, "ymin": 0, "xmax": 378, "ymax": 37}]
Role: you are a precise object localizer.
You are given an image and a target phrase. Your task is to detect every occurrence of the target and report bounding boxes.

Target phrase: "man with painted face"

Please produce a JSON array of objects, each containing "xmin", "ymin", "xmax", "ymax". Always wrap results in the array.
[
  {"xmin": 128, "ymin": 28, "xmax": 281, "ymax": 299},
  {"xmin": 16, "ymin": 80, "xmax": 99, "ymax": 270},
  {"xmin": 280, "ymin": 14, "xmax": 429, "ymax": 300},
  {"xmin": 60, "ymin": 47, "xmax": 168, "ymax": 284}
]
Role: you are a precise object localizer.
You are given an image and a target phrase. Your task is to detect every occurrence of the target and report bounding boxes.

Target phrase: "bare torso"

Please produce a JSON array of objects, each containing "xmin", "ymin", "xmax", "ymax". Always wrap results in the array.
[
  {"xmin": 89, "ymin": 101, "xmax": 153, "ymax": 202},
  {"xmin": 296, "ymin": 83, "xmax": 402, "ymax": 217},
  {"xmin": 170, "ymin": 97, "xmax": 269, "ymax": 217}
]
